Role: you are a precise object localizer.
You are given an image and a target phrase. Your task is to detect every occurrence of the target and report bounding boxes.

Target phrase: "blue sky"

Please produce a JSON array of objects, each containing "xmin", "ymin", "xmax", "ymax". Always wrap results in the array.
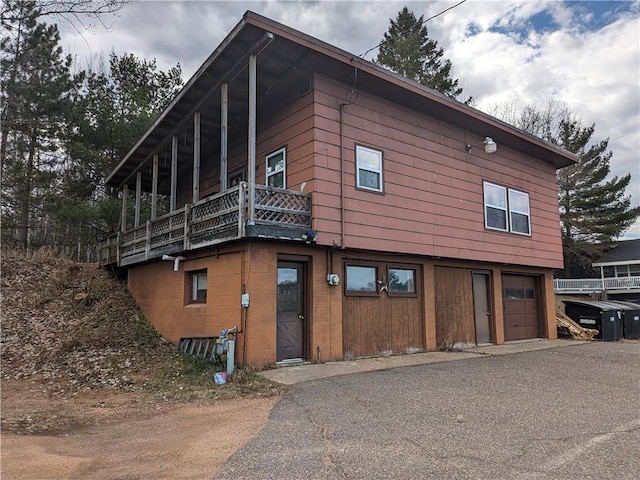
[{"xmin": 59, "ymin": 0, "xmax": 640, "ymax": 237}]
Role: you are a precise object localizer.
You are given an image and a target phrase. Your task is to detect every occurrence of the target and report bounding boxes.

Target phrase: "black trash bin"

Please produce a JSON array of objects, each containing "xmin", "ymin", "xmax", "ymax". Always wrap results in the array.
[
  {"xmin": 600, "ymin": 300, "xmax": 640, "ymax": 340},
  {"xmin": 563, "ymin": 300, "xmax": 624, "ymax": 341}
]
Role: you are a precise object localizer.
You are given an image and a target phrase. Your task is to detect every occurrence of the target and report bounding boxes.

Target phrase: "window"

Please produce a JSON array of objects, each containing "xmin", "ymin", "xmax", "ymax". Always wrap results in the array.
[
  {"xmin": 483, "ymin": 182, "xmax": 508, "ymax": 231},
  {"xmin": 346, "ymin": 265, "xmax": 378, "ymax": 295},
  {"xmin": 266, "ymin": 148, "xmax": 286, "ymax": 189},
  {"xmin": 483, "ymin": 182, "xmax": 531, "ymax": 235},
  {"xmin": 188, "ymin": 270, "xmax": 207, "ymax": 303},
  {"xmin": 387, "ymin": 267, "xmax": 416, "ymax": 296},
  {"xmin": 228, "ymin": 167, "xmax": 245, "ymax": 187},
  {"xmin": 356, "ymin": 145, "xmax": 383, "ymax": 192},
  {"xmin": 509, "ymin": 189, "xmax": 531, "ymax": 235}
]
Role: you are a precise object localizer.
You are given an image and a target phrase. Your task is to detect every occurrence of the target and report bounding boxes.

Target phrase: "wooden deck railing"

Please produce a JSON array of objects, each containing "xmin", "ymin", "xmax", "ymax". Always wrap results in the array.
[{"xmin": 99, "ymin": 182, "xmax": 311, "ymax": 266}]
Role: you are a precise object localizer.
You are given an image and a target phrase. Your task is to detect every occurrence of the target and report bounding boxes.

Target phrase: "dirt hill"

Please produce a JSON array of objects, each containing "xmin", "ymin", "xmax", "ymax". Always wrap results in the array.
[{"xmin": 1, "ymin": 249, "xmax": 285, "ymax": 435}]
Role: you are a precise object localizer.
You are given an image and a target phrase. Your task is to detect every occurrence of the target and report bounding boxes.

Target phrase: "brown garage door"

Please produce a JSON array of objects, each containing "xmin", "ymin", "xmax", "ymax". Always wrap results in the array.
[
  {"xmin": 343, "ymin": 261, "xmax": 423, "ymax": 359},
  {"xmin": 502, "ymin": 275, "xmax": 540, "ymax": 341}
]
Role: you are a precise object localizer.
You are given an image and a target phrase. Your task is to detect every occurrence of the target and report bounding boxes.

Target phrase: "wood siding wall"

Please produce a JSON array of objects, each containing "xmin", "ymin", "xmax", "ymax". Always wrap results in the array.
[
  {"xmin": 434, "ymin": 266, "xmax": 476, "ymax": 348},
  {"xmin": 174, "ymin": 92, "xmax": 315, "ymax": 209},
  {"xmin": 310, "ymin": 74, "xmax": 564, "ymax": 270}
]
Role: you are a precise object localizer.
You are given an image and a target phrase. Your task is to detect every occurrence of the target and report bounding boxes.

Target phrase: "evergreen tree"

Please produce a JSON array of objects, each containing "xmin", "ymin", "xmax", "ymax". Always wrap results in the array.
[
  {"xmin": 492, "ymin": 101, "xmax": 640, "ymax": 273},
  {"xmin": 375, "ymin": 6, "xmax": 464, "ymax": 100},
  {"xmin": 1, "ymin": 0, "xmax": 80, "ymax": 251},
  {"xmin": 59, "ymin": 52, "xmax": 182, "ymax": 246},
  {"xmin": 556, "ymin": 119, "xmax": 639, "ymax": 270}
]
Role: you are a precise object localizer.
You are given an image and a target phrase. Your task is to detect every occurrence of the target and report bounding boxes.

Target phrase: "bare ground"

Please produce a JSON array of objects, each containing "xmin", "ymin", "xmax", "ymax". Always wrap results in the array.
[{"xmin": 1, "ymin": 250, "xmax": 286, "ymax": 479}]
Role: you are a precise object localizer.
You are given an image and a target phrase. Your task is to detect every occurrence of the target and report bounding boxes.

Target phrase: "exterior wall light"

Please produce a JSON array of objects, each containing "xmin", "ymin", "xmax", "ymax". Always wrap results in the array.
[{"xmin": 466, "ymin": 137, "xmax": 497, "ymax": 154}]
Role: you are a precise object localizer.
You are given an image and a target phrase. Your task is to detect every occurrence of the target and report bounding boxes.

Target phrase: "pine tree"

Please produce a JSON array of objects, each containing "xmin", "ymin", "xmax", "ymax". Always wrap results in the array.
[
  {"xmin": 375, "ymin": 6, "xmax": 464, "ymax": 100},
  {"xmin": 1, "ymin": 0, "xmax": 80, "ymax": 251},
  {"xmin": 556, "ymin": 119, "xmax": 639, "ymax": 270},
  {"xmin": 492, "ymin": 101, "xmax": 640, "ymax": 273}
]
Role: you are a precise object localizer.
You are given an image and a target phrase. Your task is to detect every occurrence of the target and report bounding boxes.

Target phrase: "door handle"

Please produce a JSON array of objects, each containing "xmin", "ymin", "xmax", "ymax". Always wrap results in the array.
[{"xmin": 298, "ymin": 315, "xmax": 305, "ymax": 320}]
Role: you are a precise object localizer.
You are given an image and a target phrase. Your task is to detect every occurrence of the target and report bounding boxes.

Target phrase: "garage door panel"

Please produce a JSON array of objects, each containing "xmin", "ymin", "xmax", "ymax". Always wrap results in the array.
[{"xmin": 503, "ymin": 274, "xmax": 540, "ymax": 341}]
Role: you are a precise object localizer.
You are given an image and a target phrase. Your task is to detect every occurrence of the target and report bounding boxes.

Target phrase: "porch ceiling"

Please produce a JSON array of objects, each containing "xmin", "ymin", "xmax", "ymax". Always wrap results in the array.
[{"xmin": 107, "ymin": 11, "xmax": 577, "ymax": 193}]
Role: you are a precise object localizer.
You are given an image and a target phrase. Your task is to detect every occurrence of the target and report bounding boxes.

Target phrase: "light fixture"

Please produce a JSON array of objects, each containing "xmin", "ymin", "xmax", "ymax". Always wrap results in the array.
[{"xmin": 466, "ymin": 137, "xmax": 497, "ymax": 154}]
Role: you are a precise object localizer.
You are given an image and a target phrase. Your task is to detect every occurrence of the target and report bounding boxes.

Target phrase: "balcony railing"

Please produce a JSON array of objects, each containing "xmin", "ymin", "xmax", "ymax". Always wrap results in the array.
[
  {"xmin": 99, "ymin": 182, "xmax": 311, "ymax": 267},
  {"xmin": 553, "ymin": 276, "xmax": 640, "ymax": 294}
]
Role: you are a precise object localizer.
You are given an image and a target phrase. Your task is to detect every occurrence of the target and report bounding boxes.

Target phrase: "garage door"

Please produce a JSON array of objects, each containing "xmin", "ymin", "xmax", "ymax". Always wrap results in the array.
[
  {"xmin": 343, "ymin": 261, "xmax": 423, "ymax": 358},
  {"xmin": 502, "ymin": 275, "xmax": 540, "ymax": 341}
]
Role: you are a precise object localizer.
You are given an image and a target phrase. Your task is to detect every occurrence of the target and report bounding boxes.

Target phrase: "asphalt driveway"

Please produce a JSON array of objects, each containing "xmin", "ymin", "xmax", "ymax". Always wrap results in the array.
[{"xmin": 216, "ymin": 342, "xmax": 640, "ymax": 479}]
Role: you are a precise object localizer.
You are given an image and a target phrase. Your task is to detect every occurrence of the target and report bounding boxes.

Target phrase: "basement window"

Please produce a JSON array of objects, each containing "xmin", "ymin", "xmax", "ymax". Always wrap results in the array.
[
  {"xmin": 387, "ymin": 267, "xmax": 416, "ymax": 296},
  {"xmin": 187, "ymin": 270, "xmax": 207, "ymax": 304},
  {"xmin": 345, "ymin": 264, "xmax": 378, "ymax": 296}
]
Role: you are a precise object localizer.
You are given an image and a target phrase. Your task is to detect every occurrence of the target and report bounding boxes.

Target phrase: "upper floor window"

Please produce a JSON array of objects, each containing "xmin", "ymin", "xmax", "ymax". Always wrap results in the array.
[
  {"xmin": 356, "ymin": 145, "xmax": 383, "ymax": 192},
  {"xmin": 483, "ymin": 181, "xmax": 531, "ymax": 235},
  {"xmin": 266, "ymin": 147, "xmax": 286, "ymax": 189}
]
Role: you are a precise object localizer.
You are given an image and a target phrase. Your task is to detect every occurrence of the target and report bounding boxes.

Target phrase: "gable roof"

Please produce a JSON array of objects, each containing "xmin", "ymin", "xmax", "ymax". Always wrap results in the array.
[
  {"xmin": 593, "ymin": 239, "xmax": 640, "ymax": 267},
  {"xmin": 106, "ymin": 10, "xmax": 578, "ymax": 191}
]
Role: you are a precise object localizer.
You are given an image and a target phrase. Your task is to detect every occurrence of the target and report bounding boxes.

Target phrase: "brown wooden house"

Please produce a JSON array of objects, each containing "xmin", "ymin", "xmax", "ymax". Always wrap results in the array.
[{"xmin": 99, "ymin": 11, "xmax": 577, "ymax": 366}]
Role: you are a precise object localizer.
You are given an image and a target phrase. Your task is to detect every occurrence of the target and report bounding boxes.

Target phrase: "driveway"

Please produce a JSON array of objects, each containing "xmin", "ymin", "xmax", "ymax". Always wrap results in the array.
[{"xmin": 216, "ymin": 342, "xmax": 640, "ymax": 479}]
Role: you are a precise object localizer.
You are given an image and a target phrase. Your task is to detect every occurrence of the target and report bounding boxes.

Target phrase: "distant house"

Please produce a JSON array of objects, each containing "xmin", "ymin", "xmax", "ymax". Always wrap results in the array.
[
  {"xmin": 99, "ymin": 11, "xmax": 577, "ymax": 365},
  {"xmin": 554, "ymin": 239, "xmax": 640, "ymax": 301}
]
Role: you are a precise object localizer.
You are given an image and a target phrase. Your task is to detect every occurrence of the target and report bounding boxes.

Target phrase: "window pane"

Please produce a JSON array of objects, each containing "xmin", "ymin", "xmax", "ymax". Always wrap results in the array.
[
  {"xmin": 484, "ymin": 183, "xmax": 506, "ymax": 208},
  {"xmin": 357, "ymin": 146, "xmax": 382, "ymax": 170},
  {"xmin": 511, "ymin": 212, "xmax": 530, "ymax": 235},
  {"xmin": 346, "ymin": 266, "xmax": 377, "ymax": 291},
  {"xmin": 358, "ymin": 170, "xmax": 380, "ymax": 190},
  {"xmin": 388, "ymin": 269, "xmax": 415, "ymax": 293},
  {"xmin": 267, "ymin": 152, "xmax": 284, "ymax": 173},
  {"xmin": 509, "ymin": 189, "xmax": 529, "ymax": 214},
  {"xmin": 277, "ymin": 267, "xmax": 298, "ymax": 312},
  {"xmin": 486, "ymin": 206, "xmax": 507, "ymax": 230},
  {"xmin": 268, "ymin": 171, "xmax": 284, "ymax": 188},
  {"xmin": 192, "ymin": 273, "xmax": 207, "ymax": 302},
  {"xmin": 628, "ymin": 265, "xmax": 640, "ymax": 275},
  {"xmin": 504, "ymin": 288, "xmax": 524, "ymax": 300}
]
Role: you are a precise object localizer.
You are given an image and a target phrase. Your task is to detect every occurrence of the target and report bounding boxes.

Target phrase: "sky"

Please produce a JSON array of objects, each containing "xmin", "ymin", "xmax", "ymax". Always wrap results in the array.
[{"xmin": 58, "ymin": 0, "xmax": 640, "ymax": 238}]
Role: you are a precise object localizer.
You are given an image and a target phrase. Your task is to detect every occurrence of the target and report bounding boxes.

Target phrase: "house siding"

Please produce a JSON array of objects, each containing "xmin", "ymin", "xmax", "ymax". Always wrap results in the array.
[{"xmin": 310, "ymin": 74, "xmax": 564, "ymax": 269}]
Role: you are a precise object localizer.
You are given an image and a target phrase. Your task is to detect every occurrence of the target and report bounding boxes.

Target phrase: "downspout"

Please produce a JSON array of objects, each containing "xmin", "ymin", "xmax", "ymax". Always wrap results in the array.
[{"xmin": 339, "ymin": 103, "xmax": 346, "ymax": 249}]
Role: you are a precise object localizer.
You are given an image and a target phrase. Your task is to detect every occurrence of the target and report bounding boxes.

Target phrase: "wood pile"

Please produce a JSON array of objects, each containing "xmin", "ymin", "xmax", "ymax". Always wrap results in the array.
[{"xmin": 555, "ymin": 298, "xmax": 598, "ymax": 340}]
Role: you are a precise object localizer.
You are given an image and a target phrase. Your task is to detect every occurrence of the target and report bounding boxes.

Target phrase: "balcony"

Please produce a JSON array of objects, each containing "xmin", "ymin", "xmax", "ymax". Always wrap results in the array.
[
  {"xmin": 553, "ymin": 276, "xmax": 640, "ymax": 295},
  {"xmin": 99, "ymin": 182, "xmax": 311, "ymax": 267}
]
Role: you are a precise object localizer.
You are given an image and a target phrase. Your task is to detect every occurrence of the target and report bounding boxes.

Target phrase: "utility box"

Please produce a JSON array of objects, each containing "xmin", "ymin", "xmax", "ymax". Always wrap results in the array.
[
  {"xmin": 602, "ymin": 300, "xmax": 640, "ymax": 340},
  {"xmin": 563, "ymin": 300, "xmax": 624, "ymax": 341}
]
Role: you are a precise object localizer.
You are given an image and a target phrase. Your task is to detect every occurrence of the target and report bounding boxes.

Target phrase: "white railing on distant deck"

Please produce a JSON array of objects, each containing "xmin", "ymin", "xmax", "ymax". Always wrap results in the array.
[{"xmin": 554, "ymin": 276, "xmax": 640, "ymax": 293}]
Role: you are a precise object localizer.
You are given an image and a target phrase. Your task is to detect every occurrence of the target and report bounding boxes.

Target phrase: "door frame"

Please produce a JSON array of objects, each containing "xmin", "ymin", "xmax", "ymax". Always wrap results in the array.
[{"xmin": 277, "ymin": 255, "xmax": 310, "ymax": 361}]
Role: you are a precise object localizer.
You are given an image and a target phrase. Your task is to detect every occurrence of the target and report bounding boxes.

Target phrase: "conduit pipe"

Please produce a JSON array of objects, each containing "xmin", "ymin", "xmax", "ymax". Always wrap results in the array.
[{"xmin": 162, "ymin": 254, "xmax": 185, "ymax": 271}]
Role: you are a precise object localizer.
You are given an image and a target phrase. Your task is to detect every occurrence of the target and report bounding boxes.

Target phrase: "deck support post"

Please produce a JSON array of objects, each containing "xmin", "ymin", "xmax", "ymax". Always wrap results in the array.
[
  {"xmin": 220, "ymin": 83, "xmax": 228, "ymax": 191},
  {"xmin": 151, "ymin": 154, "xmax": 158, "ymax": 219},
  {"xmin": 170, "ymin": 135, "xmax": 178, "ymax": 212},
  {"xmin": 134, "ymin": 171, "xmax": 142, "ymax": 227},
  {"xmin": 193, "ymin": 111, "xmax": 201, "ymax": 203},
  {"xmin": 121, "ymin": 185, "xmax": 128, "ymax": 232},
  {"xmin": 248, "ymin": 54, "xmax": 256, "ymax": 225}
]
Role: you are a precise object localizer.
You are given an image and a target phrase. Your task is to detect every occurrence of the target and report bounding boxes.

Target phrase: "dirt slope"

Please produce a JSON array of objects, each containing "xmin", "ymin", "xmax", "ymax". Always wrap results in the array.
[{"xmin": 1, "ymin": 249, "xmax": 284, "ymax": 479}]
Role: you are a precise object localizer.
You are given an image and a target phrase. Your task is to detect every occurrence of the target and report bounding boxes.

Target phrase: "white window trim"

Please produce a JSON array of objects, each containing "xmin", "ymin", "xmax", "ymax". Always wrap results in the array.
[
  {"xmin": 266, "ymin": 147, "xmax": 286, "ymax": 189},
  {"xmin": 356, "ymin": 145, "xmax": 383, "ymax": 192},
  {"xmin": 483, "ymin": 182, "xmax": 508, "ymax": 232},
  {"xmin": 191, "ymin": 271, "xmax": 207, "ymax": 303},
  {"xmin": 483, "ymin": 182, "xmax": 532, "ymax": 236}
]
